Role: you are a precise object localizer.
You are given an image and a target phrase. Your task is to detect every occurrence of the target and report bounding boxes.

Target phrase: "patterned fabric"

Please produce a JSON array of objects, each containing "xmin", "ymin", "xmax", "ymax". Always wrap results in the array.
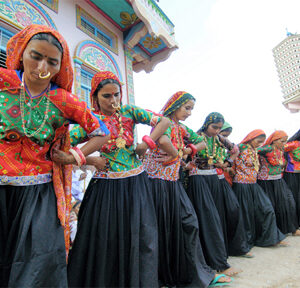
[
  {"xmin": 0, "ymin": 69, "xmax": 108, "ymax": 256},
  {"xmin": 197, "ymin": 112, "xmax": 224, "ymax": 133},
  {"xmin": 264, "ymin": 130, "xmax": 288, "ymax": 146},
  {"xmin": 6, "ymin": 24, "xmax": 73, "ymax": 92},
  {"xmin": 143, "ymin": 122, "xmax": 203, "ymax": 181},
  {"xmin": 160, "ymin": 91, "xmax": 195, "ymax": 116},
  {"xmin": 257, "ymin": 145, "xmax": 288, "ymax": 179},
  {"xmin": 240, "ymin": 129, "xmax": 266, "ymax": 144},
  {"xmin": 233, "ymin": 144, "xmax": 262, "ymax": 184},
  {"xmin": 193, "ymin": 134, "xmax": 227, "ymax": 169},
  {"xmin": 285, "ymin": 141, "xmax": 300, "ymax": 172},
  {"xmin": 70, "ymin": 104, "xmax": 161, "ymax": 178},
  {"xmin": 89, "ymin": 71, "xmax": 122, "ymax": 112}
]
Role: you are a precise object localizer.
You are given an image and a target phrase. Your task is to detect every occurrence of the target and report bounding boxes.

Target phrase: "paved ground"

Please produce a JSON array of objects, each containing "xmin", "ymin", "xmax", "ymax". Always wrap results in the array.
[{"xmin": 227, "ymin": 235, "xmax": 300, "ymax": 288}]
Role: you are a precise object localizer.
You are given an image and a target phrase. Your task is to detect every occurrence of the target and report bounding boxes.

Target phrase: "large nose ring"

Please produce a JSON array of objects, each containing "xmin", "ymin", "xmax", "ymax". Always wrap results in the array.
[
  {"xmin": 112, "ymin": 102, "xmax": 121, "ymax": 110},
  {"xmin": 39, "ymin": 71, "xmax": 51, "ymax": 79}
]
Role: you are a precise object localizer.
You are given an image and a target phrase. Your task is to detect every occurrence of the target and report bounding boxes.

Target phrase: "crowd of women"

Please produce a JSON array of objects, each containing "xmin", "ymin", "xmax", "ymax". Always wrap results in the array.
[{"xmin": 1, "ymin": 24, "xmax": 300, "ymax": 288}]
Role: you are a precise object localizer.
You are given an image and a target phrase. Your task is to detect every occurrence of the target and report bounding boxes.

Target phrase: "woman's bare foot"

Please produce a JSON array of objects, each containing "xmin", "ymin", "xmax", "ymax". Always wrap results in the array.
[
  {"xmin": 292, "ymin": 229, "xmax": 300, "ymax": 236},
  {"xmin": 241, "ymin": 251, "xmax": 254, "ymax": 258},
  {"xmin": 276, "ymin": 240, "xmax": 289, "ymax": 247},
  {"xmin": 220, "ymin": 266, "xmax": 242, "ymax": 276}
]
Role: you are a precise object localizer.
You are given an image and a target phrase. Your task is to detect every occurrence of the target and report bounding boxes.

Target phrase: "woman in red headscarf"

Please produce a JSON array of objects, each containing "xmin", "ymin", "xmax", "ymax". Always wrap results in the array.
[
  {"xmin": 67, "ymin": 71, "xmax": 171, "ymax": 287},
  {"xmin": 0, "ymin": 25, "xmax": 110, "ymax": 287},
  {"xmin": 257, "ymin": 131, "xmax": 300, "ymax": 235},
  {"xmin": 284, "ymin": 129, "xmax": 300, "ymax": 227},
  {"xmin": 232, "ymin": 130, "xmax": 286, "ymax": 247}
]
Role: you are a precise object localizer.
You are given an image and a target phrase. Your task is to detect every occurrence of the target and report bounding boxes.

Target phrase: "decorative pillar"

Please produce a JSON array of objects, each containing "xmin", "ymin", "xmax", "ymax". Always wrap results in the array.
[
  {"xmin": 73, "ymin": 58, "xmax": 83, "ymax": 99},
  {"xmin": 124, "ymin": 46, "xmax": 135, "ymax": 105}
]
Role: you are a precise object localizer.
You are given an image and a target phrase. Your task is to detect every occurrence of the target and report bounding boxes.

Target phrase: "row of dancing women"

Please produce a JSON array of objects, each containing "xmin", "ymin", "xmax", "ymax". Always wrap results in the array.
[{"xmin": 1, "ymin": 24, "xmax": 300, "ymax": 288}]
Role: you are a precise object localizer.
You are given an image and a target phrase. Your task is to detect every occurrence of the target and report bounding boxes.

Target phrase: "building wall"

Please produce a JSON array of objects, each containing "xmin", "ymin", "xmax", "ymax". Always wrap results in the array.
[{"xmin": 0, "ymin": 0, "xmax": 130, "ymax": 104}]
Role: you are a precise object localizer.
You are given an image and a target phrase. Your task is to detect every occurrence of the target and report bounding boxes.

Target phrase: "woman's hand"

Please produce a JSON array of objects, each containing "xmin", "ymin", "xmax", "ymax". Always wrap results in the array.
[
  {"xmin": 52, "ymin": 149, "xmax": 76, "ymax": 165},
  {"xmin": 86, "ymin": 156, "xmax": 107, "ymax": 171},
  {"xmin": 135, "ymin": 142, "xmax": 148, "ymax": 158}
]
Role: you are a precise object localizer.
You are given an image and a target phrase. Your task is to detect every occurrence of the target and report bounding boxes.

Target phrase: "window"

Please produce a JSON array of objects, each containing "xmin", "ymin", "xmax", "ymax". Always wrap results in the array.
[
  {"xmin": 81, "ymin": 17, "xmax": 112, "ymax": 46},
  {"xmin": 76, "ymin": 5, "xmax": 118, "ymax": 55},
  {"xmin": 0, "ymin": 28, "xmax": 14, "ymax": 69},
  {"xmin": 81, "ymin": 70, "xmax": 93, "ymax": 108}
]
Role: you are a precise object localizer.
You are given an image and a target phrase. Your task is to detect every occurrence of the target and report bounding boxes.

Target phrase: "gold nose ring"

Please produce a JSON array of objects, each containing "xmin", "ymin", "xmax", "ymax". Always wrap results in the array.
[
  {"xmin": 39, "ymin": 71, "xmax": 51, "ymax": 79},
  {"xmin": 112, "ymin": 102, "xmax": 121, "ymax": 110}
]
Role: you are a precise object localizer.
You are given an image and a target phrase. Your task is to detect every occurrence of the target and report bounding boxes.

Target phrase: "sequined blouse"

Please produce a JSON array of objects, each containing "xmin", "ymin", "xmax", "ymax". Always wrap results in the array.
[{"xmin": 143, "ymin": 121, "xmax": 203, "ymax": 181}]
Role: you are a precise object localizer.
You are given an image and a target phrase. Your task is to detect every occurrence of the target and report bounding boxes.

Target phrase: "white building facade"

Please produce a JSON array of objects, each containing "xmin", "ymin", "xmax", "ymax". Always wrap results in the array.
[{"xmin": 273, "ymin": 34, "xmax": 300, "ymax": 112}]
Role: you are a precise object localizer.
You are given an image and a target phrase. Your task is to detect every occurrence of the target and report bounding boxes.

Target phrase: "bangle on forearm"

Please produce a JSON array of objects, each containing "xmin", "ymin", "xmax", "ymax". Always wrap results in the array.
[
  {"xmin": 69, "ymin": 147, "xmax": 86, "ymax": 167},
  {"xmin": 162, "ymin": 154, "xmax": 179, "ymax": 166},
  {"xmin": 142, "ymin": 135, "xmax": 157, "ymax": 150},
  {"xmin": 186, "ymin": 144, "xmax": 197, "ymax": 157}
]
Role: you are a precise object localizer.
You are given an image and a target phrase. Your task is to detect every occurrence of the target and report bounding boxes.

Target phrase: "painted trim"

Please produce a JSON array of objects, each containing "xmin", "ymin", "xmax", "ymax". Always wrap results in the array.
[
  {"xmin": 76, "ymin": 5, "xmax": 118, "ymax": 55},
  {"xmin": 38, "ymin": 0, "xmax": 59, "ymax": 13},
  {"xmin": 0, "ymin": 0, "xmax": 57, "ymax": 30},
  {"xmin": 75, "ymin": 40, "xmax": 123, "ymax": 82},
  {"xmin": 85, "ymin": 0, "xmax": 142, "ymax": 32}
]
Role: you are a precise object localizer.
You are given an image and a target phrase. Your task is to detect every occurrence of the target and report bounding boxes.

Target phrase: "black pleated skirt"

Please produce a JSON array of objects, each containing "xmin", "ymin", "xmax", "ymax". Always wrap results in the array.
[
  {"xmin": 218, "ymin": 178, "xmax": 250, "ymax": 256},
  {"xmin": 150, "ymin": 178, "xmax": 215, "ymax": 288},
  {"xmin": 257, "ymin": 178, "xmax": 298, "ymax": 234},
  {"xmin": 0, "ymin": 183, "xmax": 67, "ymax": 288},
  {"xmin": 202, "ymin": 175, "xmax": 249, "ymax": 256},
  {"xmin": 187, "ymin": 175, "xmax": 229, "ymax": 271},
  {"xmin": 67, "ymin": 172, "xmax": 159, "ymax": 288},
  {"xmin": 232, "ymin": 182, "xmax": 285, "ymax": 247},
  {"xmin": 284, "ymin": 172, "xmax": 300, "ymax": 227}
]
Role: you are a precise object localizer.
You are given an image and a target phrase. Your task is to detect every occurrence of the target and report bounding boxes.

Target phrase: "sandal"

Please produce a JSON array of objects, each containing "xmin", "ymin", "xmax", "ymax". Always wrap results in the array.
[{"xmin": 208, "ymin": 274, "xmax": 233, "ymax": 287}]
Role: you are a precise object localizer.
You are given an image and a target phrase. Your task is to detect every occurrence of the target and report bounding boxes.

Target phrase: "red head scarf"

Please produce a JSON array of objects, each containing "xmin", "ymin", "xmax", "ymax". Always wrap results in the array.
[
  {"xmin": 6, "ymin": 24, "xmax": 73, "ymax": 92},
  {"xmin": 264, "ymin": 130, "xmax": 288, "ymax": 146},
  {"xmin": 90, "ymin": 71, "xmax": 122, "ymax": 112},
  {"xmin": 240, "ymin": 129, "xmax": 266, "ymax": 144}
]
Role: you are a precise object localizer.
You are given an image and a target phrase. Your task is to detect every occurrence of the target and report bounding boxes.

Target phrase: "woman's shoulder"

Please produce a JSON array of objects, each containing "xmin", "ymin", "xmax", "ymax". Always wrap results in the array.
[{"xmin": 0, "ymin": 69, "xmax": 20, "ymax": 90}]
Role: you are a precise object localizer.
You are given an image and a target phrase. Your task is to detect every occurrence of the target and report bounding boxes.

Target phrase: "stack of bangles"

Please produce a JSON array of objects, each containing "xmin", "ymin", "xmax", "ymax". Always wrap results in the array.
[
  {"xmin": 142, "ymin": 135, "xmax": 157, "ymax": 150},
  {"xmin": 69, "ymin": 147, "xmax": 87, "ymax": 167}
]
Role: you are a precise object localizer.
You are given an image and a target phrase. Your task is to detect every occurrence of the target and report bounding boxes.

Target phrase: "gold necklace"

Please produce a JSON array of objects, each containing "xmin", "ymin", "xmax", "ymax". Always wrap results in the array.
[
  {"xmin": 203, "ymin": 134, "xmax": 217, "ymax": 165},
  {"xmin": 273, "ymin": 148, "xmax": 284, "ymax": 166},
  {"xmin": 20, "ymin": 77, "xmax": 50, "ymax": 138},
  {"xmin": 174, "ymin": 121, "xmax": 184, "ymax": 158},
  {"xmin": 248, "ymin": 144, "xmax": 259, "ymax": 172},
  {"xmin": 107, "ymin": 108, "xmax": 126, "ymax": 149}
]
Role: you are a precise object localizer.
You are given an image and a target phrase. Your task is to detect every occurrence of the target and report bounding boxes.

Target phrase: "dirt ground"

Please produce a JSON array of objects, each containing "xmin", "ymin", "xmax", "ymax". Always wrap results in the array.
[{"xmin": 226, "ymin": 235, "xmax": 300, "ymax": 288}]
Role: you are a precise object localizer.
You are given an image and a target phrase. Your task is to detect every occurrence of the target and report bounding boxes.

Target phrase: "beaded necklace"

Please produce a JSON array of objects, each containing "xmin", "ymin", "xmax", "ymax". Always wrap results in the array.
[
  {"xmin": 173, "ymin": 121, "xmax": 184, "ymax": 158},
  {"xmin": 247, "ymin": 144, "xmax": 259, "ymax": 172},
  {"xmin": 273, "ymin": 148, "xmax": 284, "ymax": 166},
  {"xmin": 106, "ymin": 105, "xmax": 126, "ymax": 149},
  {"xmin": 19, "ymin": 75, "xmax": 51, "ymax": 138},
  {"xmin": 202, "ymin": 133, "xmax": 217, "ymax": 165}
]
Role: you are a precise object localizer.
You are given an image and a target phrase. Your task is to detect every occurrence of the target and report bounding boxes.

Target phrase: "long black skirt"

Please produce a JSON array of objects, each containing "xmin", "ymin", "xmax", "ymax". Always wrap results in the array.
[
  {"xmin": 232, "ymin": 182, "xmax": 285, "ymax": 247},
  {"xmin": 150, "ymin": 178, "xmax": 215, "ymax": 288},
  {"xmin": 203, "ymin": 175, "xmax": 250, "ymax": 256},
  {"xmin": 284, "ymin": 172, "xmax": 300, "ymax": 227},
  {"xmin": 68, "ymin": 172, "xmax": 159, "ymax": 287},
  {"xmin": 257, "ymin": 179, "xmax": 298, "ymax": 234},
  {"xmin": 218, "ymin": 178, "xmax": 250, "ymax": 256},
  {"xmin": 0, "ymin": 183, "xmax": 67, "ymax": 288},
  {"xmin": 187, "ymin": 175, "xmax": 229, "ymax": 271}
]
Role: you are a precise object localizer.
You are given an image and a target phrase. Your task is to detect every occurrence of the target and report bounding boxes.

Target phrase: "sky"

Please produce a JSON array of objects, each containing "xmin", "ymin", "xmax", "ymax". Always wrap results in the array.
[{"xmin": 134, "ymin": 0, "xmax": 300, "ymax": 143}]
